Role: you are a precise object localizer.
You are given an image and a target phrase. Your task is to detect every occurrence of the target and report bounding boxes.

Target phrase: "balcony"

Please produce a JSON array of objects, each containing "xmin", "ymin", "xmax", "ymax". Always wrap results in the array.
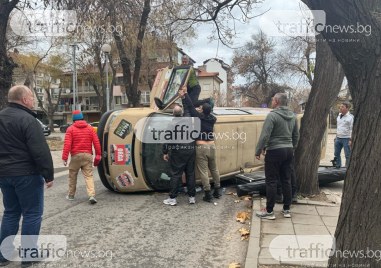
[{"xmin": 56, "ymin": 104, "xmax": 100, "ymax": 113}]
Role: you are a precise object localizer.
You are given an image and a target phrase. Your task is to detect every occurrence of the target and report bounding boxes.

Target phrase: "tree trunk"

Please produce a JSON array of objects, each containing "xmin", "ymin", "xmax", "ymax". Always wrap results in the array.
[
  {"xmin": 131, "ymin": 0, "xmax": 151, "ymax": 107},
  {"xmin": 301, "ymin": 0, "xmax": 381, "ymax": 266},
  {"xmin": 110, "ymin": 0, "xmax": 150, "ymax": 107},
  {"xmin": 0, "ymin": 0, "xmax": 19, "ymax": 109},
  {"xmin": 295, "ymin": 34, "xmax": 344, "ymax": 195}
]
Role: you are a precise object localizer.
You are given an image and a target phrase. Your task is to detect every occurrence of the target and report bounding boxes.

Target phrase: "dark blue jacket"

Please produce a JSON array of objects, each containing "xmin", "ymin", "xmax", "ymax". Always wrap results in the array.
[{"xmin": 0, "ymin": 103, "xmax": 54, "ymax": 182}]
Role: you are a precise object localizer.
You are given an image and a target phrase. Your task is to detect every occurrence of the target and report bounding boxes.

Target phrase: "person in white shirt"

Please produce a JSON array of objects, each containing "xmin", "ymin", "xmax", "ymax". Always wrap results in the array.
[{"xmin": 334, "ymin": 102, "xmax": 354, "ymax": 168}]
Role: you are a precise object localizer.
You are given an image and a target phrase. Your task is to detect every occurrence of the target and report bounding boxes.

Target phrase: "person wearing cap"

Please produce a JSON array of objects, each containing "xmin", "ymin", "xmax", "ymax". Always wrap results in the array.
[
  {"xmin": 0, "ymin": 85, "xmax": 54, "ymax": 265},
  {"xmin": 62, "ymin": 110, "xmax": 101, "ymax": 204}
]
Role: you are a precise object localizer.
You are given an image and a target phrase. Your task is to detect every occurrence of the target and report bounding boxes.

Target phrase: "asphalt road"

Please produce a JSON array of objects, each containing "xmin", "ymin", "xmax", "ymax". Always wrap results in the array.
[{"xmin": 0, "ymin": 168, "xmax": 250, "ymax": 268}]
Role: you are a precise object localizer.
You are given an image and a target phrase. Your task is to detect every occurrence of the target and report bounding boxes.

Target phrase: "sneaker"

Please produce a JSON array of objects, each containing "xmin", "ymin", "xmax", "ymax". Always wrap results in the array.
[
  {"xmin": 163, "ymin": 198, "xmax": 177, "ymax": 206},
  {"xmin": 154, "ymin": 97, "xmax": 165, "ymax": 109},
  {"xmin": 292, "ymin": 195, "xmax": 298, "ymax": 203},
  {"xmin": 189, "ymin": 196, "xmax": 196, "ymax": 204},
  {"xmin": 89, "ymin": 196, "xmax": 97, "ymax": 204},
  {"xmin": 282, "ymin": 210, "xmax": 291, "ymax": 218},
  {"xmin": 256, "ymin": 209, "xmax": 276, "ymax": 220},
  {"xmin": 66, "ymin": 195, "xmax": 74, "ymax": 201}
]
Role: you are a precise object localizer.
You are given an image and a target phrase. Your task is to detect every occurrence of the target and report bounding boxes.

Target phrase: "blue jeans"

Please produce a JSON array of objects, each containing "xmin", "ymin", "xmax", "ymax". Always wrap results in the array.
[
  {"xmin": 0, "ymin": 175, "xmax": 44, "ymax": 260},
  {"xmin": 334, "ymin": 137, "xmax": 351, "ymax": 168}
]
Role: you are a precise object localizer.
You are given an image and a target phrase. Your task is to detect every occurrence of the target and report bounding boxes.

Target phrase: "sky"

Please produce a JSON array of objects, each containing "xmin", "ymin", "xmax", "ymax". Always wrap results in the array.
[{"xmin": 183, "ymin": 0, "xmax": 307, "ymax": 73}]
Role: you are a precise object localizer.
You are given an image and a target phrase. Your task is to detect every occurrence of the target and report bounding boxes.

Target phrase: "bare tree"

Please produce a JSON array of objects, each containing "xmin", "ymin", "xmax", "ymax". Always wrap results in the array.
[
  {"xmin": 0, "ymin": 0, "xmax": 69, "ymax": 109},
  {"xmin": 279, "ymin": 35, "xmax": 316, "ymax": 86},
  {"xmin": 232, "ymin": 31, "xmax": 284, "ymax": 106}
]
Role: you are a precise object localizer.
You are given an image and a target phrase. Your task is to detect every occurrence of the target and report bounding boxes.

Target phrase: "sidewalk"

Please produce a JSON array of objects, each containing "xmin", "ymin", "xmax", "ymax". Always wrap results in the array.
[{"xmin": 245, "ymin": 198, "xmax": 340, "ymax": 268}]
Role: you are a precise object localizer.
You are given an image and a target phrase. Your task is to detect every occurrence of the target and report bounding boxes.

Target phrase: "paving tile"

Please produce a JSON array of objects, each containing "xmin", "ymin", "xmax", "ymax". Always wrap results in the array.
[
  {"xmin": 258, "ymin": 258, "xmax": 280, "ymax": 265},
  {"xmin": 291, "ymin": 205, "xmax": 319, "ymax": 215},
  {"xmin": 262, "ymin": 222, "xmax": 295, "ymax": 235},
  {"xmin": 261, "ymin": 234, "xmax": 297, "ymax": 249},
  {"xmin": 281, "ymin": 260, "xmax": 328, "ymax": 267},
  {"xmin": 261, "ymin": 234, "xmax": 279, "ymax": 248},
  {"xmin": 259, "ymin": 247, "xmax": 273, "ymax": 259},
  {"xmin": 262, "ymin": 234, "xmax": 299, "ymax": 249},
  {"xmin": 294, "ymin": 223, "xmax": 330, "ymax": 235},
  {"xmin": 292, "ymin": 214, "xmax": 325, "ymax": 226},
  {"xmin": 273, "ymin": 214, "xmax": 293, "ymax": 223},
  {"xmin": 327, "ymin": 225, "xmax": 336, "ymax": 236},
  {"xmin": 321, "ymin": 216, "xmax": 338, "ymax": 227},
  {"xmin": 316, "ymin": 206, "xmax": 340, "ymax": 217}
]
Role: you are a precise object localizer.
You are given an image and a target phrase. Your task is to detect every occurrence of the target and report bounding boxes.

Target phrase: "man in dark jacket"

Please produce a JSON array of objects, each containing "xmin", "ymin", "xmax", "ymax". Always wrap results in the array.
[
  {"xmin": 179, "ymin": 89, "xmax": 221, "ymax": 203},
  {"xmin": 0, "ymin": 85, "xmax": 54, "ymax": 265},
  {"xmin": 255, "ymin": 93, "xmax": 299, "ymax": 220},
  {"xmin": 162, "ymin": 105, "xmax": 196, "ymax": 205}
]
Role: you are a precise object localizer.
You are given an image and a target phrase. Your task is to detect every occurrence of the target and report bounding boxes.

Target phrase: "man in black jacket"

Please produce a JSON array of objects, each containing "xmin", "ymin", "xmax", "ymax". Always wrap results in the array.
[
  {"xmin": 162, "ymin": 105, "xmax": 196, "ymax": 205},
  {"xmin": 179, "ymin": 89, "xmax": 221, "ymax": 203},
  {"xmin": 0, "ymin": 85, "xmax": 54, "ymax": 265}
]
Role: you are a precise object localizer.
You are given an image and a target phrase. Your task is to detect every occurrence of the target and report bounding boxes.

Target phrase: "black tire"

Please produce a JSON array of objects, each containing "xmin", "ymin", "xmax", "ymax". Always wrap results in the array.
[{"xmin": 97, "ymin": 111, "xmax": 115, "ymax": 192}]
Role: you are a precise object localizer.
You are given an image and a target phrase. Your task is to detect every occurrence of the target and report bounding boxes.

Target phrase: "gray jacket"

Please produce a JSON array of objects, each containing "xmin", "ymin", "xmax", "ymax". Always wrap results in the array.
[{"xmin": 255, "ymin": 107, "xmax": 299, "ymax": 156}]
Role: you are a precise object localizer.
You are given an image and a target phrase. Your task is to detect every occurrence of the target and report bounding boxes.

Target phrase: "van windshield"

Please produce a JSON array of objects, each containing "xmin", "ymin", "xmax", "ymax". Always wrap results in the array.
[{"xmin": 141, "ymin": 113, "xmax": 173, "ymax": 190}]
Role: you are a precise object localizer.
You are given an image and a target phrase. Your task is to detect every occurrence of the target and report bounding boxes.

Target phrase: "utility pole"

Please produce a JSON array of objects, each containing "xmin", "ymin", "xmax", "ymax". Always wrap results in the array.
[
  {"xmin": 101, "ymin": 44, "xmax": 111, "ymax": 111},
  {"xmin": 70, "ymin": 43, "xmax": 78, "ymax": 111}
]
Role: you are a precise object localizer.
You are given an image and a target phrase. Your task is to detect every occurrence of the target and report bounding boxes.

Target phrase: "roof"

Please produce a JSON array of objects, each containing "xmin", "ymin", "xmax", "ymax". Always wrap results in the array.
[
  {"xmin": 203, "ymin": 58, "xmax": 230, "ymax": 69},
  {"xmin": 197, "ymin": 69, "xmax": 223, "ymax": 83}
]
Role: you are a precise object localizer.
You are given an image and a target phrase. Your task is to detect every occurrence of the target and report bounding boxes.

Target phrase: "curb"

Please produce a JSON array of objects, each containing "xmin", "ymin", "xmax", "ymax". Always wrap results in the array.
[
  {"xmin": 293, "ymin": 199, "xmax": 339, "ymax": 207},
  {"xmin": 245, "ymin": 197, "xmax": 261, "ymax": 268}
]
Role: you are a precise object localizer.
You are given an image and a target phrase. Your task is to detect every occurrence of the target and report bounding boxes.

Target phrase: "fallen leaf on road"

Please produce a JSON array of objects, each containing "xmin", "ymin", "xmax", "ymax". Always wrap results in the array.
[
  {"xmin": 239, "ymin": 227, "xmax": 250, "ymax": 240},
  {"xmin": 234, "ymin": 200, "xmax": 240, "ymax": 203},
  {"xmin": 236, "ymin": 211, "xmax": 250, "ymax": 223},
  {"xmin": 242, "ymin": 196, "xmax": 252, "ymax": 201},
  {"xmin": 229, "ymin": 263, "xmax": 241, "ymax": 268}
]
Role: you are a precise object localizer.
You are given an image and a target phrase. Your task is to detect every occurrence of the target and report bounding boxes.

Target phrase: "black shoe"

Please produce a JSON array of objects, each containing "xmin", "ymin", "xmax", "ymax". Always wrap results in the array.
[
  {"xmin": 203, "ymin": 190, "xmax": 213, "ymax": 202},
  {"xmin": 154, "ymin": 97, "xmax": 165, "ymax": 109},
  {"xmin": 213, "ymin": 187, "xmax": 222, "ymax": 198}
]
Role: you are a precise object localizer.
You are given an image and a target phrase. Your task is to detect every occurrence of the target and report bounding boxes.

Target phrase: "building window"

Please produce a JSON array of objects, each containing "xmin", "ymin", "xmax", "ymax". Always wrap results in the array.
[
  {"xmin": 115, "ymin": 77, "xmax": 124, "ymax": 85},
  {"xmin": 36, "ymin": 79, "xmax": 43, "ymax": 86},
  {"xmin": 115, "ymin": 96, "xmax": 121, "ymax": 105},
  {"xmin": 140, "ymin": 91, "xmax": 150, "ymax": 104}
]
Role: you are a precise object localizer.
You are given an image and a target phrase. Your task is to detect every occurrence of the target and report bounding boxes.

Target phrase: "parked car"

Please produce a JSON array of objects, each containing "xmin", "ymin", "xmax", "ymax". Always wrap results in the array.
[
  {"xmin": 60, "ymin": 123, "xmax": 72, "ymax": 133},
  {"xmin": 36, "ymin": 119, "xmax": 51, "ymax": 136},
  {"xmin": 89, "ymin": 122, "xmax": 99, "ymax": 133}
]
